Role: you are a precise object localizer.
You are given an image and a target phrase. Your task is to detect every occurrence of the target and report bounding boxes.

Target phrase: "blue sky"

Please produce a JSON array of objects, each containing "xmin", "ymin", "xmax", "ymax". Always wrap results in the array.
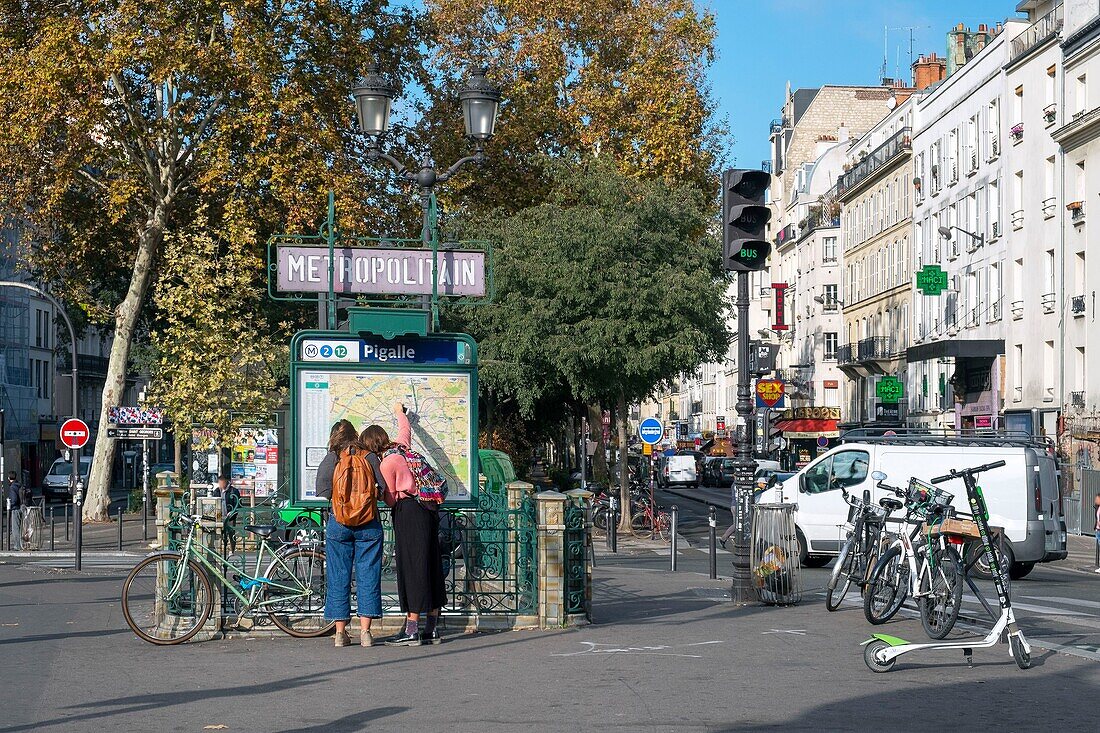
[{"xmin": 706, "ymin": 0, "xmax": 1025, "ymax": 169}]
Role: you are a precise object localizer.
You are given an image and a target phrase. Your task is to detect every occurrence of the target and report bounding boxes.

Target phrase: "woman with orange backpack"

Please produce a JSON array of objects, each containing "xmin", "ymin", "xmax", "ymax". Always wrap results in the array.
[
  {"xmin": 316, "ymin": 419, "xmax": 383, "ymax": 648},
  {"xmin": 360, "ymin": 403, "xmax": 447, "ymax": 646}
]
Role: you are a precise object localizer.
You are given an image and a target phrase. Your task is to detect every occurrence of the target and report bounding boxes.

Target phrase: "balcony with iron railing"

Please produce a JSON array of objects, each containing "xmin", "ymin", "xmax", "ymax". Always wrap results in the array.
[
  {"xmin": 1011, "ymin": 300, "xmax": 1024, "ymax": 320},
  {"xmin": 1010, "ymin": 3, "xmax": 1064, "ymax": 63},
  {"xmin": 1071, "ymin": 391, "xmax": 1086, "ymax": 409},
  {"xmin": 1070, "ymin": 201, "xmax": 1085, "ymax": 224},
  {"xmin": 1042, "ymin": 292, "xmax": 1056, "ymax": 314},
  {"xmin": 1042, "ymin": 196, "xmax": 1057, "ymax": 218},
  {"xmin": 857, "ymin": 336, "xmax": 898, "ymax": 362},
  {"xmin": 1044, "ymin": 103, "xmax": 1058, "ymax": 127},
  {"xmin": 836, "ymin": 344, "xmax": 855, "ymax": 366},
  {"xmin": 837, "ymin": 127, "xmax": 912, "ymax": 198}
]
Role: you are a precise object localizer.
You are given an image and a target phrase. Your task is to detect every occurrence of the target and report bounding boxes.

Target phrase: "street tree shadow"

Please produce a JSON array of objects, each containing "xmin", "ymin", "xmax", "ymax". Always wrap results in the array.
[{"xmin": 274, "ymin": 706, "xmax": 407, "ymax": 733}]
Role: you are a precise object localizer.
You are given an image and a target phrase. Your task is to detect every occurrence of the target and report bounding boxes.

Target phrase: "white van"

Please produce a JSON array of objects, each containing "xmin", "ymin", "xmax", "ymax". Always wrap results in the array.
[
  {"xmin": 758, "ymin": 435, "xmax": 1067, "ymax": 578},
  {"xmin": 664, "ymin": 454, "xmax": 699, "ymax": 487}
]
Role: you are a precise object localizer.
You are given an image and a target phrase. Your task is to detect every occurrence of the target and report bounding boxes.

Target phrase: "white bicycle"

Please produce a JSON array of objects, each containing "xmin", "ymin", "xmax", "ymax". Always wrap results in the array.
[{"xmin": 862, "ymin": 473, "xmax": 964, "ymax": 640}]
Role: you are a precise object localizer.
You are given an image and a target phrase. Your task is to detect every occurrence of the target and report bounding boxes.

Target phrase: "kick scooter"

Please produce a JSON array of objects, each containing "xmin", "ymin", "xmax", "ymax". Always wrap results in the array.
[{"xmin": 862, "ymin": 460, "xmax": 1032, "ymax": 672}]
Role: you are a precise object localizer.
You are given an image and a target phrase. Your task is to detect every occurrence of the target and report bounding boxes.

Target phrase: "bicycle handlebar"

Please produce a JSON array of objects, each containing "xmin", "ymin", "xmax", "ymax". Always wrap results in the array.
[{"xmin": 930, "ymin": 460, "xmax": 1006, "ymax": 484}]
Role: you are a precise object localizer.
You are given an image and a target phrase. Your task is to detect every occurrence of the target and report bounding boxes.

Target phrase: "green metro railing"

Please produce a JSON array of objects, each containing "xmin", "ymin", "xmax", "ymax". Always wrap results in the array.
[{"xmin": 166, "ymin": 478, "xmax": 537, "ymax": 617}]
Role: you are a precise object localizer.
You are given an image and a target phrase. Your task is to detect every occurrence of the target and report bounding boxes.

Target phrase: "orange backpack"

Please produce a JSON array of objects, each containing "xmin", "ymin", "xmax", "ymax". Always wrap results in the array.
[{"xmin": 331, "ymin": 447, "xmax": 378, "ymax": 526}]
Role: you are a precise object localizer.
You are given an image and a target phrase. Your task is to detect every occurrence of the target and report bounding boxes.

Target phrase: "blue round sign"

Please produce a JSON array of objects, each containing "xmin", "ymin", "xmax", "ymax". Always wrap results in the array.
[{"xmin": 638, "ymin": 417, "xmax": 664, "ymax": 445}]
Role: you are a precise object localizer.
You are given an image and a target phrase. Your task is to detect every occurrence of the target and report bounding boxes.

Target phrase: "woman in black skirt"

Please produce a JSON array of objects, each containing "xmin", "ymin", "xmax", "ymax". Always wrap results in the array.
[{"xmin": 361, "ymin": 403, "xmax": 447, "ymax": 646}]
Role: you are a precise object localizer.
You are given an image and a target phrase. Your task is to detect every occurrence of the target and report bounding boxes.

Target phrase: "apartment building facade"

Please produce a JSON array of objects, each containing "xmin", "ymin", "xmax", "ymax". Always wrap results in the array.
[{"xmin": 907, "ymin": 21, "xmax": 1026, "ymax": 431}]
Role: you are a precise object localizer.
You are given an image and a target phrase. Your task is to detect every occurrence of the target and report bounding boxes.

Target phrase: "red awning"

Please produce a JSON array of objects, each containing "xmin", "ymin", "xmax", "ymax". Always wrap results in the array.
[{"xmin": 772, "ymin": 418, "xmax": 839, "ymax": 438}]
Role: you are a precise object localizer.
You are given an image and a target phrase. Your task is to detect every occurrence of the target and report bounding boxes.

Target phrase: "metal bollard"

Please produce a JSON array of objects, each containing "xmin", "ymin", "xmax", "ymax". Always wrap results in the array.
[
  {"xmin": 117, "ymin": 507, "xmax": 124, "ymax": 551},
  {"xmin": 708, "ymin": 505, "xmax": 718, "ymax": 579},
  {"xmin": 49, "ymin": 508, "xmax": 55, "ymax": 551},
  {"xmin": 609, "ymin": 498, "xmax": 618, "ymax": 554},
  {"xmin": 1, "ymin": 507, "xmax": 6, "ymax": 551},
  {"xmin": 670, "ymin": 505, "xmax": 679, "ymax": 571},
  {"xmin": 65, "ymin": 504, "xmax": 70, "ymax": 541},
  {"xmin": 142, "ymin": 499, "xmax": 148, "ymax": 542}
]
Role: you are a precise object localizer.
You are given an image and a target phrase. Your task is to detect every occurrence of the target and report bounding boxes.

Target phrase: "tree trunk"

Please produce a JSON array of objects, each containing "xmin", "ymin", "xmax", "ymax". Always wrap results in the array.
[
  {"xmin": 617, "ymin": 394, "xmax": 632, "ymax": 532},
  {"xmin": 587, "ymin": 403, "xmax": 609, "ymax": 486},
  {"xmin": 84, "ymin": 220, "xmax": 164, "ymax": 521},
  {"xmin": 173, "ymin": 435, "xmax": 183, "ymax": 486}
]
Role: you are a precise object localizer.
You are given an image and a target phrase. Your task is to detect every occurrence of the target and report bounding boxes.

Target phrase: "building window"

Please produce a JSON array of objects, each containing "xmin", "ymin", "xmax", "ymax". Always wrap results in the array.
[
  {"xmin": 824, "ymin": 332, "xmax": 838, "ymax": 360},
  {"xmin": 823, "ymin": 284, "xmax": 839, "ymax": 310},
  {"xmin": 987, "ymin": 97, "xmax": 1000, "ymax": 158},
  {"xmin": 989, "ymin": 260, "xmax": 1001, "ymax": 321},
  {"xmin": 947, "ymin": 128, "xmax": 959, "ymax": 184},
  {"xmin": 822, "ymin": 236, "xmax": 837, "ymax": 264},
  {"xmin": 989, "ymin": 178, "xmax": 1000, "ymax": 237}
]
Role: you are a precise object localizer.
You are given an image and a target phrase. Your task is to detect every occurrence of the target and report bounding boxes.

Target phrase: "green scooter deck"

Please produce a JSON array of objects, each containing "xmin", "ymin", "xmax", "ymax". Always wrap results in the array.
[{"xmin": 871, "ymin": 633, "xmax": 910, "ymax": 647}]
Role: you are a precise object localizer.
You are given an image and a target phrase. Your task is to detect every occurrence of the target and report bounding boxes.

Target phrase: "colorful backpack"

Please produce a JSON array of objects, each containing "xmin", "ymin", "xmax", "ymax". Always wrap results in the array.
[{"xmin": 386, "ymin": 445, "xmax": 449, "ymax": 504}]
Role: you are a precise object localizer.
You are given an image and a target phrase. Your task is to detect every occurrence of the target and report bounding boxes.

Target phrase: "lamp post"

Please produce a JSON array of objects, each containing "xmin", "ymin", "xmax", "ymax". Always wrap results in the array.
[
  {"xmin": 937, "ymin": 225, "xmax": 984, "ymax": 247},
  {"xmin": 352, "ymin": 65, "xmax": 502, "ymax": 330}
]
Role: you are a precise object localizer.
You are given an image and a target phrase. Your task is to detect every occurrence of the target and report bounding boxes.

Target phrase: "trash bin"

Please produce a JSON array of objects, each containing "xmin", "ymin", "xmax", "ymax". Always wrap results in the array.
[{"xmin": 750, "ymin": 503, "xmax": 802, "ymax": 605}]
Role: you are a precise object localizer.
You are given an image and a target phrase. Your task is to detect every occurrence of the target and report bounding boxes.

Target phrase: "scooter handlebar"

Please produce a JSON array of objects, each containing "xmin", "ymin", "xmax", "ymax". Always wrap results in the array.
[{"xmin": 930, "ymin": 459, "xmax": 1007, "ymax": 484}]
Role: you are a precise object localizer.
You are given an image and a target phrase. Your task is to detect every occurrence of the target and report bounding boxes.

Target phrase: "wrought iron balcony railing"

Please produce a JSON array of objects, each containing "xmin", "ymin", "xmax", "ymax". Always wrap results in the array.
[
  {"xmin": 1072, "ymin": 294, "xmax": 1086, "ymax": 316},
  {"xmin": 838, "ymin": 127, "xmax": 912, "ymax": 197},
  {"xmin": 1010, "ymin": 3, "xmax": 1064, "ymax": 63}
]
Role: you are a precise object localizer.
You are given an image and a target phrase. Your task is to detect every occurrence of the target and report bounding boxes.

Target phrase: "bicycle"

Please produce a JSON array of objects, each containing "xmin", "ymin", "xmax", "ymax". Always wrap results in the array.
[
  {"xmin": 630, "ymin": 497, "xmax": 671, "ymax": 542},
  {"xmin": 121, "ymin": 513, "xmax": 333, "ymax": 645},
  {"xmin": 825, "ymin": 486, "xmax": 902, "ymax": 612},
  {"xmin": 862, "ymin": 473, "xmax": 964, "ymax": 640}
]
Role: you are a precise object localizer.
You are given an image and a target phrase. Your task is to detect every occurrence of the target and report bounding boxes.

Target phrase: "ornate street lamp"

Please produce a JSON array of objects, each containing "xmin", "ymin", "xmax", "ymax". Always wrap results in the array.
[{"xmin": 351, "ymin": 63, "xmax": 503, "ymax": 328}]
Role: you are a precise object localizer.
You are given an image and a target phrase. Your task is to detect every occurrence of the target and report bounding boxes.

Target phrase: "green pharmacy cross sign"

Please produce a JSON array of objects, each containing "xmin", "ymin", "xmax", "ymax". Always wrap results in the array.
[
  {"xmin": 915, "ymin": 264, "xmax": 948, "ymax": 296},
  {"xmin": 877, "ymin": 376, "xmax": 904, "ymax": 404}
]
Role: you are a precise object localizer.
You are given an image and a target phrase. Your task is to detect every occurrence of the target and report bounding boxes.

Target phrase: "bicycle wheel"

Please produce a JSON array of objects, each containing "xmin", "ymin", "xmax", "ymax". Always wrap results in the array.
[
  {"xmin": 630, "ymin": 511, "xmax": 654, "ymax": 539},
  {"xmin": 265, "ymin": 548, "xmax": 335, "ymax": 638},
  {"xmin": 122, "ymin": 553, "xmax": 213, "ymax": 645},
  {"xmin": 920, "ymin": 544, "xmax": 963, "ymax": 639},
  {"xmin": 592, "ymin": 507, "xmax": 608, "ymax": 533},
  {"xmin": 655, "ymin": 512, "xmax": 672, "ymax": 543},
  {"xmin": 863, "ymin": 546, "xmax": 909, "ymax": 625},
  {"xmin": 826, "ymin": 535, "xmax": 857, "ymax": 612}
]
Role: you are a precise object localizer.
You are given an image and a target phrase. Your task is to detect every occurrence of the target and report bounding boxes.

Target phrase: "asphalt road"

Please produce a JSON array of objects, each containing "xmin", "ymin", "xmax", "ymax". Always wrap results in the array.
[
  {"xmin": 2, "ymin": 488, "xmax": 1099, "ymax": 732},
  {"xmin": 1, "ymin": 553, "xmax": 1097, "ymax": 732}
]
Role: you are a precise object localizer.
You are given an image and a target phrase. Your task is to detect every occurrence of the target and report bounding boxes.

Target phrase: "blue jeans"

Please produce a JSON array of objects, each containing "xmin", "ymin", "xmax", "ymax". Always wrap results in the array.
[{"xmin": 325, "ymin": 515, "xmax": 383, "ymax": 621}]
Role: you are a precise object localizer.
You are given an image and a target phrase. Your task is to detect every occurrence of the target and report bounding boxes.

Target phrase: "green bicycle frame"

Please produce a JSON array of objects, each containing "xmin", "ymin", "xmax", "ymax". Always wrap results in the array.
[{"xmin": 171, "ymin": 524, "xmax": 316, "ymax": 611}]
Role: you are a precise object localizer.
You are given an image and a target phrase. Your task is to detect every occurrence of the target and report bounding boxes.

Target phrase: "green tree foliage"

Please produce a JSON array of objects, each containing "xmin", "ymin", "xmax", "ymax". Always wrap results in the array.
[
  {"xmin": 146, "ymin": 206, "xmax": 287, "ymax": 451},
  {"xmin": 424, "ymin": 0, "xmax": 723, "ymax": 214},
  {"xmin": 460, "ymin": 160, "xmax": 730, "ymax": 498},
  {"xmin": 0, "ymin": 1, "xmax": 417, "ymax": 519}
]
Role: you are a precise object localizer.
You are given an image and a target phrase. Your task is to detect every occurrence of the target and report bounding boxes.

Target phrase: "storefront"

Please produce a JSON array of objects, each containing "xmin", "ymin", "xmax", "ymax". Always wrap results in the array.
[{"xmin": 771, "ymin": 407, "xmax": 841, "ymax": 469}]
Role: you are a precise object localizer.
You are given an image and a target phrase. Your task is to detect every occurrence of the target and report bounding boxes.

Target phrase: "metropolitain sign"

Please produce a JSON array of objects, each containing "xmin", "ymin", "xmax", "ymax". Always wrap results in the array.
[{"xmin": 275, "ymin": 246, "xmax": 486, "ymax": 297}]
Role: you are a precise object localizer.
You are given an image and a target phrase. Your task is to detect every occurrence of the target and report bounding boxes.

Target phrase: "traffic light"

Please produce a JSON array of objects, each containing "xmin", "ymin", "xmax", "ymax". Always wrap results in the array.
[{"xmin": 722, "ymin": 168, "xmax": 772, "ymax": 272}]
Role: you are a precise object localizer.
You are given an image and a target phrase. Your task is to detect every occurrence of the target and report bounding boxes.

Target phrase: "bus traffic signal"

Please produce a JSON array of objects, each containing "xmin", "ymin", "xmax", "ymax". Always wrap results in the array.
[{"xmin": 722, "ymin": 169, "xmax": 772, "ymax": 272}]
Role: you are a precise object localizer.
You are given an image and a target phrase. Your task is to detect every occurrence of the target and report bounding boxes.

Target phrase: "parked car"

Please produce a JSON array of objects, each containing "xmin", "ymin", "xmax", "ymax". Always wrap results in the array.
[
  {"xmin": 42, "ymin": 456, "xmax": 92, "ymax": 502},
  {"xmin": 701, "ymin": 457, "xmax": 724, "ymax": 486},
  {"xmin": 757, "ymin": 436, "xmax": 1067, "ymax": 576}
]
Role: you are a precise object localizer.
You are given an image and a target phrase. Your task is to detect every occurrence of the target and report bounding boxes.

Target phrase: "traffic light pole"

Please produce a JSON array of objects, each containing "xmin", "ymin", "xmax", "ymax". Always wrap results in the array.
[{"xmin": 730, "ymin": 270, "xmax": 757, "ymax": 605}]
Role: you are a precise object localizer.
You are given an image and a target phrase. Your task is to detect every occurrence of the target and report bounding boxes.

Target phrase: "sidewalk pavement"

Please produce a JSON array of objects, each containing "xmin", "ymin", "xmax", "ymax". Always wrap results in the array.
[{"xmin": 2, "ymin": 535, "xmax": 1098, "ymax": 732}]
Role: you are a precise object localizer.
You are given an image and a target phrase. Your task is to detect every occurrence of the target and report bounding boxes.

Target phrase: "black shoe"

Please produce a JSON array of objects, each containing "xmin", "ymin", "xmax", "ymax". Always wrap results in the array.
[
  {"xmin": 420, "ymin": 629, "xmax": 442, "ymax": 645},
  {"xmin": 383, "ymin": 629, "xmax": 422, "ymax": 647}
]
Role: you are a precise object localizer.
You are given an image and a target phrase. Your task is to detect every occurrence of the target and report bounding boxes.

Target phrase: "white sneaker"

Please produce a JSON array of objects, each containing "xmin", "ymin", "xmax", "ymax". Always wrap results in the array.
[
  {"xmin": 1094, "ymin": 568, "xmax": 1100, "ymax": 574},
  {"xmin": 361, "ymin": 629, "xmax": 374, "ymax": 647},
  {"xmin": 334, "ymin": 630, "xmax": 351, "ymax": 647}
]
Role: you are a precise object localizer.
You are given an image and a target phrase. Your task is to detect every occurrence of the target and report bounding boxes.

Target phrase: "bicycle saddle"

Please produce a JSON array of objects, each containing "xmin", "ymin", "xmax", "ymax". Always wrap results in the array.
[
  {"xmin": 879, "ymin": 498, "xmax": 903, "ymax": 512},
  {"xmin": 244, "ymin": 524, "xmax": 278, "ymax": 538}
]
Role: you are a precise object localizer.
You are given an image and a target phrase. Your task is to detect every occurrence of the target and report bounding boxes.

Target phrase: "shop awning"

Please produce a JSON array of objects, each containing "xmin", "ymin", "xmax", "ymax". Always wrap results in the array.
[{"xmin": 772, "ymin": 418, "xmax": 839, "ymax": 439}]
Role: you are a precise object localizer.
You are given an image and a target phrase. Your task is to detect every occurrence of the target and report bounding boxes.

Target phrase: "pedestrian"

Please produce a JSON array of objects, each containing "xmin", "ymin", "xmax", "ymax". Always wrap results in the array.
[
  {"xmin": 212, "ymin": 476, "xmax": 241, "ymax": 553},
  {"xmin": 361, "ymin": 403, "xmax": 446, "ymax": 646},
  {"xmin": 316, "ymin": 419, "xmax": 383, "ymax": 648},
  {"xmin": 1094, "ymin": 492, "xmax": 1100, "ymax": 574},
  {"xmin": 5, "ymin": 471, "xmax": 23, "ymax": 551}
]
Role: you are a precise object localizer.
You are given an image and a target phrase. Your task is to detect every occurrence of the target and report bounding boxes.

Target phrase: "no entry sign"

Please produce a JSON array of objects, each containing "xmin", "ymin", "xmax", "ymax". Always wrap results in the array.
[{"xmin": 60, "ymin": 418, "xmax": 91, "ymax": 449}]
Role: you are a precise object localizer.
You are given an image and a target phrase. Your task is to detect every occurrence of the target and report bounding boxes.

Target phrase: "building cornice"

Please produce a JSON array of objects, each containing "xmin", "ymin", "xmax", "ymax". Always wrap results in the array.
[{"xmin": 1051, "ymin": 105, "xmax": 1100, "ymax": 151}]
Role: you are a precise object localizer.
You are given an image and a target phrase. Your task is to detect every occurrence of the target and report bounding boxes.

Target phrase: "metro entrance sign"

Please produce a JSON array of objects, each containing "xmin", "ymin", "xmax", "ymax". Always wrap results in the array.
[
  {"xmin": 638, "ymin": 417, "xmax": 664, "ymax": 445},
  {"xmin": 60, "ymin": 418, "xmax": 90, "ymax": 449}
]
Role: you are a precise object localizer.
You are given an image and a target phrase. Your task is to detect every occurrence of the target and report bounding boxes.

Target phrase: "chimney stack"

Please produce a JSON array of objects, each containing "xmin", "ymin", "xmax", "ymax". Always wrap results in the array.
[{"xmin": 912, "ymin": 52, "xmax": 946, "ymax": 90}]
